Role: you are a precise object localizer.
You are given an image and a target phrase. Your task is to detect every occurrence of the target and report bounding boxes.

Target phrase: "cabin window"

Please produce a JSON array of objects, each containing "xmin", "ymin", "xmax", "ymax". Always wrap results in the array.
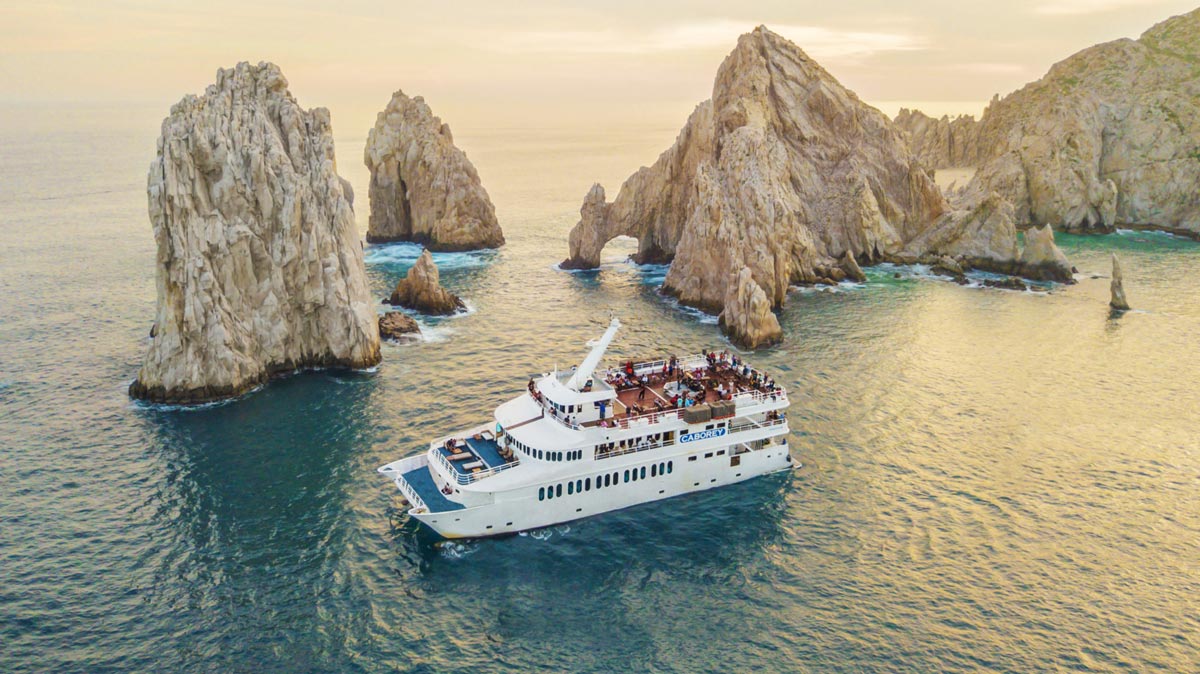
[
  {"xmin": 651, "ymin": 464, "xmax": 657, "ymax": 478},
  {"xmin": 717, "ymin": 449, "xmax": 725, "ymax": 456},
  {"xmin": 576, "ymin": 479, "xmax": 583, "ymax": 493},
  {"xmin": 623, "ymin": 470, "xmax": 629, "ymax": 483},
  {"xmin": 585, "ymin": 478, "xmax": 591, "ymax": 491},
  {"xmin": 612, "ymin": 472, "xmax": 618, "ymax": 485},
  {"xmin": 568, "ymin": 482, "xmax": 574, "ymax": 495},
  {"xmin": 667, "ymin": 461, "xmax": 673, "ymax": 473},
  {"xmin": 538, "ymin": 487, "xmax": 545, "ymax": 501},
  {"xmin": 640, "ymin": 467, "xmax": 646, "ymax": 480},
  {"xmin": 688, "ymin": 456, "xmax": 697, "ymax": 462},
  {"xmin": 546, "ymin": 485, "xmax": 553, "ymax": 500},
  {"xmin": 556, "ymin": 484, "xmax": 562, "ymax": 497}
]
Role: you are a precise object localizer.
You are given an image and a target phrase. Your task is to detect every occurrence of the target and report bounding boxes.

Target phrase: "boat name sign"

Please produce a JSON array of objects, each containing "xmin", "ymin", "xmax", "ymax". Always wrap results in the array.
[{"xmin": 680, "ymin": 427, "xmax": 727, "ymax": 443}]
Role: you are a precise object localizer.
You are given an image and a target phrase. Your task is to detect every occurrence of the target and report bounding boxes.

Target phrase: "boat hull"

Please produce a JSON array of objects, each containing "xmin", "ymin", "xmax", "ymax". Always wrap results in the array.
[{"xmin": 404, "ymin": 441, "xmax": 793, "ymax": 539}]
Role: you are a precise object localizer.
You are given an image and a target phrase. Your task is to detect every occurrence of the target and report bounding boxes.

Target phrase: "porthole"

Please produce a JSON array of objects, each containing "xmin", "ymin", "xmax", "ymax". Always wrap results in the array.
[
  {"xmin": 538, "ymin": 487, "xmax": 545, "ymax": 501},
  {"xmin": 651, "ymin": 464, "xmax": 657, "ymax": 477},
  {"xmin": 585, "ymin": 478, "xmax": 592, "ymax": 491},
  {"xmin": 640, "ymin": 467, "xmax": 646, "ymax": 480},
  {"xmin": 556, "ymin": 484, "xmax": 562, "ymax": 497},
  {"xmin": 568, "ymin": 482, "xmax": 574, "ymax": 495}
]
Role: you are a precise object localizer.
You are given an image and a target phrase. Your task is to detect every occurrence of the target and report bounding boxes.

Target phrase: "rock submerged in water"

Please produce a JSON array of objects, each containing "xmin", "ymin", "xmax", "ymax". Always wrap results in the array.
[
  {"xmin": 379, "ymin": 312, "xmax": 421, "ymax": 340},
  {"xmin": 1110, "ymin": 253, "xmax": 1131, "ymax": 310},
  {"xmin": 1018, "ymin": 224, "xmax": 1075, "ymax": 283},
  {"xmin": 129, "ymin": 62, "xmax": 380, "ymax": 405},
  {"xmin": 388, "ymin": 249, "xmax": 465, "ymax": 315},
  {"xmin": 364, "ymin": 90, "xmax": 504, "ymax": 251}
]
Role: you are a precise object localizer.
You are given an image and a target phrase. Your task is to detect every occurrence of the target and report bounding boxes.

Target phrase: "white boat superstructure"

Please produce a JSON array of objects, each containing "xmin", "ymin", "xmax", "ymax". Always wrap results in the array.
[{"xmin": 378, "ymin": 318, "xmax": 794, "ymax": 538}]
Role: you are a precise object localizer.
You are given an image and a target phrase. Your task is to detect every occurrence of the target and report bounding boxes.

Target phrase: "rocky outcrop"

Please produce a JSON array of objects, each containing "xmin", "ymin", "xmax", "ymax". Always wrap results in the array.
[
  {"xmin": 388, "ymin": 249, "xmax": 465, "ymax": 315},
  {"xmin": 718, "ymin": 267, "xmax": 782, "ymax": 349},
  {"xmin": 1018, "ymin": 224, "xmax": 1074, "ymax": 282},
  {"xmin": 130, "ymin": 62, "xmax": 381, "ymax": 404},
  {"xmin": 563, "ymin": 26, "xmax": 1074, "ymax": 345},
  {"xmin": 894, "ymin": 108, "xmax": 981, "ymax": 169},
  {"xmin": 379, "ymin": 311, "xmax": 421, "ymax": 340},
  {"xmin": 1110, "ymin": 253, "xmax": 1131, "ymax": 310},
  {"xmin": 905, "ymin": 9, "xmax": 1200, "ymax": 236},
  {"xmin": 364, "ymin": 91, "xmax": 504, "ymax": 250}
]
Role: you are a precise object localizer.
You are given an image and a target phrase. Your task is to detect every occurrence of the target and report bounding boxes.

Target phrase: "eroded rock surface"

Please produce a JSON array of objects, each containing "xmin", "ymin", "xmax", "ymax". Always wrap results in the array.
[
  {"xmin": 1110, "ymin": 253, "xmax": 1131, "ymax": 310},
  {"xmin": 894, "ymin": 108, "xmax": 981, "ymax": 169},
  {"xmin": 365, "ymin": 91, "xmax": 504, "ymax": 250},
  {"xmin": 565, "ymin": 26, "xmax": 1067, "ymax": 345},
  {"xmin": 130, "ymin": 62, "xmax": 380, "ymax": 404},
  {"xmin": 379, "ymin": 311, "xmax": 421, "ymax": 340},
  {"xmin": 719, "ymin": 267, "xmax": 783, "ymax": 349},
  {"xmin": 901, "ymin": 9, "xmax": 1200, "ymax": 236},
  {"xmin": 388, "ymin": 249, "xmax": 465, "ymax": 315}
]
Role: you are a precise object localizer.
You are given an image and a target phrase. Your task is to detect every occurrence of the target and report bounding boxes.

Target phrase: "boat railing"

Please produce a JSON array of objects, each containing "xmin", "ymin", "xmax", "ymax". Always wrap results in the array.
[
  {"xmin": 732, "ymin": 387, "xmax": 788, "ymax": 409},
  {"xmin": 596, "ymin": 415, "xmax": 788, "ymax": 460},
  {"xmin": 394, "ymin": 475, "xmax": 427, "ymax": 512},
  {"xmin": 432, "ymin": 448, "xmax": 522, "ymax": 486}
]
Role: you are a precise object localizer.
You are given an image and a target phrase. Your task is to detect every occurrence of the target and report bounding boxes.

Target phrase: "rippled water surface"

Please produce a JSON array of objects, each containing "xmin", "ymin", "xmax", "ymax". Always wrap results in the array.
[{"xmin": 2, "ymin": 105, "xmax": 1198, "ymax": 673}]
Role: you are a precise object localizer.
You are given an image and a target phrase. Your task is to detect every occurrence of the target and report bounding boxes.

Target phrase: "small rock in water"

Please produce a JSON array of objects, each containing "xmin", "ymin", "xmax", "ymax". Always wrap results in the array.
[
  {"xmin": 982, "ymin": 277, "xmax": 1028, "ymax": 291},
  {"xmin": 1110, "ymin": 253, "xmax": 1131, "ymax": 310},
  {"xmin": 379, "ymin": 312, "xmax": 421, "ymax": 340}
]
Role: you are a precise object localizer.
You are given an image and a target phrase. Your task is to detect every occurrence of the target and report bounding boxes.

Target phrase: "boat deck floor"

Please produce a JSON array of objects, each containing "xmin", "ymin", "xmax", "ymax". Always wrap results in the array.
[
  {"xmin": 401, "ymin": 467, "xmax": 465, "ymax": 512},
  {"xmin": 589, "ymin": 366, "xmax": 764, "ymax": 427}
]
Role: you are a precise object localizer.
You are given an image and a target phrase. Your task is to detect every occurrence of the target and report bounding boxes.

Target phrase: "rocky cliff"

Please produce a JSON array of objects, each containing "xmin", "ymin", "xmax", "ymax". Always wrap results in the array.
[
  {"xmin": 130, "ymin": 62, "xmax": 381, "ymax": 404},
  {"xmin": 364, "ymin": 91, "xmax": 504, "ymax": 250},
  {"xmin": 388, "ymin": 249, "xmax": 465, "ymax": 315},
  {"xmin": 894, "ymin": 108, "xmax": 981, "ymax": 169},
  {"xmin": 902, "ymin": 9, "xmax": 1200, "ymax": 236},
  {"xmin": 563, "ymin": 26, "xmax": 1068, "ymax": 347}
]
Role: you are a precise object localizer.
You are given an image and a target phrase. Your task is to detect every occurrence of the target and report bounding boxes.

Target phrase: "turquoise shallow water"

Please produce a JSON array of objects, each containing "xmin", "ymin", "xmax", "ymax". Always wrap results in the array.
[{"xmin": 1, "ymin": 104, "xmax": 1198, "ymax": 673}]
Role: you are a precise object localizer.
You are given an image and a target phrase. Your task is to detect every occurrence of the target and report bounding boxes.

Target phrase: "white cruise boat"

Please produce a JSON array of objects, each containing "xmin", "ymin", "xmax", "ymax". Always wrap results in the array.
[{"xmin": 378, "ymin": 318, "xmax": 793, "ymax": 538}]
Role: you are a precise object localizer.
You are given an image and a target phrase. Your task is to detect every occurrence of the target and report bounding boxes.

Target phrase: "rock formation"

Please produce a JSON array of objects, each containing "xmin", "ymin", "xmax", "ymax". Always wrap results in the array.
[
  {"xmin": 388, "ymin": 249, "xmax": 465, "ymax": 315},
  {"xmin": 894, "ymin": 108, "xmax": 981, "ymax": 169},
  {"xmin": 564, "ymin": 26, "xmax": 1071, "ymax": 345},
  {"xmin": 364, "ymin": 91, "xmax": 504, "ymax": 250},
  {"xmin": 379, "ymin": 311, "xmax": 421, "ymax": 340},
  {"xmin": 1110, "ymin": 253, "xmax": 1131, "ymax": 310},
  {"xmin": 719, "ymin": 267, "xmax": 782, "ymax": 349},
  {"xmin": 130, "ymin": 62, "xmax": 381, "ymax": 404},
  {"xmin": 1018, "ymin": 224, "xmax": 1074, "ymax": 283},
  {"xmin": 900, "ymin": 8, "xmax": 1200, "ymax": 237}
]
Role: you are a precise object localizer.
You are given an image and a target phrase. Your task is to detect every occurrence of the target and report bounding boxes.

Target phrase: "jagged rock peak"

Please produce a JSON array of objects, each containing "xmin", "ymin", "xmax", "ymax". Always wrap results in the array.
[
  {"xmin": 388, "ymin": 249, "xmax": 465, "ymax": 316},
  {"xmin": 130, "ymin": 61, "xmax": 380, "ymax": 404},
  {"xmin": 719, "ymin": 267, "xmax": 783, "ymax": 350},
  {"xmin": 1110, "ymin": 253, "xmax": 1131, "ymax": 310},
  {"xmin": 365, "ymin": 90, "xmax": 504, "ymax": 251}
]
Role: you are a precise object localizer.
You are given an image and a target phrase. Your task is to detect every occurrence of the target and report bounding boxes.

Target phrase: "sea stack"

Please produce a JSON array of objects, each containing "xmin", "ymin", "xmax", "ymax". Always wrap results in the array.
[
  {"xmin": 563, "ymin": 26, "xmax": 1056, "ymax": 346},
  {"xmin": 379, "ymin": 311, "xmax": 422, "ymax": 340},
  {"xmin": 899, "ymin": 8, "xmax": 1200, "ymax": 238},
  {"xmin": 388, "ymin": 249, "xmax": 465, "ymax": 315},
  {"xmin": 1110, "ymin": 253, "xmax": 1131, "ymax": 310},
  {"xmin": 364, "ymin": 91, "xmax": 504, "ymax": 250},
  {"xmin": 129, "ymin": 62, "xmax": 380, "ymax": 404}
]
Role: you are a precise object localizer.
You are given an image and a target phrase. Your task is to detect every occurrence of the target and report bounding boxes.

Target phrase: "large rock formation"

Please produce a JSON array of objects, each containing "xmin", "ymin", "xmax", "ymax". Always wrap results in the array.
[
  {"xmin": 894, "ymin": 108, "xmax": 981, "ymax": 169},
  {"xmin": 364, "ymin": 91, "xmax": 504, "ymax": 250},
  {"xmin": 388, "ymin": 249, "xmax": 465, "ymax": 315},
  {"xmin": 563, "ymin": 26, "xmax": 1070, "ymax": 345},
  {"xmin": 1110, "ymin": 253, "xmax": 1131, "ymax": 310},
  {"xmin": 900, "ymin": 8, "xmax": 1200, "ymax": 237},
  {"xmin": 130, "ymin": 62, "xmax": 381, "ymax": 404}
]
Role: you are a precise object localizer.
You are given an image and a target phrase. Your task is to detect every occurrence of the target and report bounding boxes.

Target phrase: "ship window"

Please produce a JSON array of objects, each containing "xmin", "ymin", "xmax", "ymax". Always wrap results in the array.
[
  {"xmin": 623, "ymin": 470, "xmax": 629, "ymax": 483},
  {"xmin": 651, "ymin": 464, "xmax": 657, "ymax": 478},
  {"xmin": 706, "ymin": 424, "xmax": 714, "ymax": 430},
  {"xmin": 546, "ymin": 485, "xmax": 553, "ymax": 500},
  {"xmin": 668, "ymin": 461, "xmax": 673, "ymax": 473},
  {"xmin": 603, "ymin": 474, "xmax": 610, "ymax": 487},
  {"xmin": 568, "ymin": 482, "xmax": 574, "ymax": 495},
  {"xmin": 576, "ymin": 479, "xmax": 583, "ymax": 493},
  {"xmin": 612, "ymin": 472, "xmax": 618, "ymax": 485},
  {"xmin": 640, "ymin": 467, "xmax": 646, "ymax": 479},
  {"xmin": 556, "ymin": 484, "xmax": 562, "ymax": 497},
  {"xmin": 538, "ymin": 487, "xmax": 545, "ymax": 501},
  {"xmin": 585, "ymin": 478, "xmax": 591, "ymax": 491},
  {"xmin": 704, "ymin": 452, "xmax": 713, "ymax": 458},
  {"xmin": 717, "ymin": 449, "xmax": 725, "ymax": 456}
]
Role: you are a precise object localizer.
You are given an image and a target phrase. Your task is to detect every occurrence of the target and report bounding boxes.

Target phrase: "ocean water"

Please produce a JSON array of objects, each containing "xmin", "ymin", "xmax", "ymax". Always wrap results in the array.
[{"xmin": 1, "ymin": 104, "xmax": 1198, "ymax": 673}]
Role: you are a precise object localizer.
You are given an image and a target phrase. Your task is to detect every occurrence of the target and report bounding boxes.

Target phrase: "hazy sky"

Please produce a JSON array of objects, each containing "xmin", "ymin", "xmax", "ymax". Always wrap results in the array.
[{"xmin": 2, "ymin": 0, "xmax": 1196, "ymax": 133}]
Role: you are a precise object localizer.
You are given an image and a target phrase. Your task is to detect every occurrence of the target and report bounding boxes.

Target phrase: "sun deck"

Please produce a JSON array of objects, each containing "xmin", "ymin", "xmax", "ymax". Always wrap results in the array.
[
  {"xmin": 430, "ymin": 431, "xmax": 520, "ymax": 485},
  {"xmin": 399, "ymin": 467, "xmax": 464, "ymax": 512}
]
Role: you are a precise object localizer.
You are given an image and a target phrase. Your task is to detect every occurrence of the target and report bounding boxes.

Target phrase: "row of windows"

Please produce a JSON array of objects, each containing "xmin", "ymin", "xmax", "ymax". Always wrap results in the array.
[
  {"xmin": 505, "ymin": 434, "xmax": 582, "ymax": 463},
  {"xmin": 538, "ymin": 461, "xmax": 674, "ymax": 501}
]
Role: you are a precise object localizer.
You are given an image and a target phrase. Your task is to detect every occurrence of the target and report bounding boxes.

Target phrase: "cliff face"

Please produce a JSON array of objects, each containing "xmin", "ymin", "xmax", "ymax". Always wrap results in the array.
[
  {"xmin": 564, "ymin": 26, "xmax": 1066, "ymax": 347},
  {"xmin": 894, "ymin": 108, "xmax": 981, "ymax": 169},
  {"xmin": 902, "ymin": 9, "xmax": 1200, "ymax": 236},
  {"xmin": 130, "ymin": 62, "xmax": 381, "ymax": 403},
  {"xmin": 364, "ymin": 91, "xmax": 504, "ymax": 250}
]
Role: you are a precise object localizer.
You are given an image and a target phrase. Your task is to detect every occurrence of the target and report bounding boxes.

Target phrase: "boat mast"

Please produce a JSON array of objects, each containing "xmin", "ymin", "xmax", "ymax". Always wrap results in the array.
[{"xmin": 566, "ymin": 317, "xmax": 621, "ymax": 391}]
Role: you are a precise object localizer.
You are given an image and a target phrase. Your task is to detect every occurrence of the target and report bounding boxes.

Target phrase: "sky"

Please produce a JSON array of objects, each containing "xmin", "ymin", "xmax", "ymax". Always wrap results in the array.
[{"xmin": 2, "ymin": 0, "xmax": 1197, "ymax": 134}]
